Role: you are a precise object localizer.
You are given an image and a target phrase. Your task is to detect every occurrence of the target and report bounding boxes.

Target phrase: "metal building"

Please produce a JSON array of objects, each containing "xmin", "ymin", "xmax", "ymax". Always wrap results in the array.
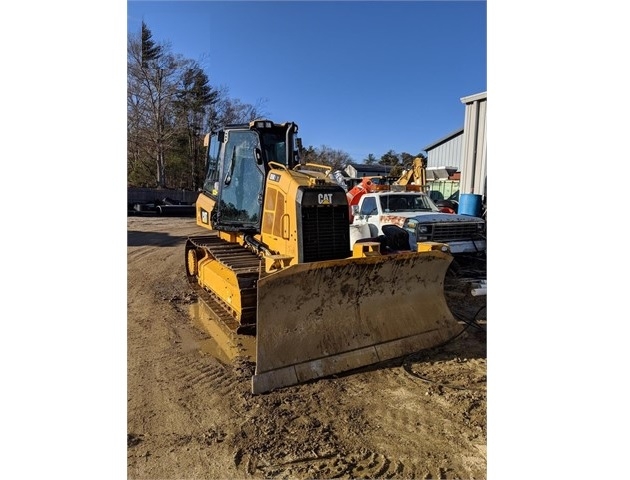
[
  {"xmin": 422, "ymin": 91, "xmax": 487, "ymax": 200},
  {"xmin": 459, "ymin": 91, "xmax": 487, "ymax": 198}
]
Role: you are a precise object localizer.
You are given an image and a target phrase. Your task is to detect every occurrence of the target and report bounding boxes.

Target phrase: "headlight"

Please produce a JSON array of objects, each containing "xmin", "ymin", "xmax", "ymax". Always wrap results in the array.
[
  {"xmin": 476, "ymin": 222, "xmax": 486, "ymax": 233},
  {"xmin": 416, "ymin": 224, "xmax": 432, "ymax": 241}
]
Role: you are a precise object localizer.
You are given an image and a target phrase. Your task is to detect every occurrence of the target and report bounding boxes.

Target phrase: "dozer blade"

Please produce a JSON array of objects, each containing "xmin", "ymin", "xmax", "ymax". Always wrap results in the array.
[{"xmin": 252, "ymin": 250, "xmax": 463, "ymax": 394}]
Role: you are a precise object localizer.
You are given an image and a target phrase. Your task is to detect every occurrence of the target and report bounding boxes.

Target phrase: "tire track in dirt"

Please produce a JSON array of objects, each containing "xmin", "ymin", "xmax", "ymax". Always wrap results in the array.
[
  {"xmin": 245, "ymin": 448, "xmax": 409, "ymax": 479},
  {"xmin": 127, "ymin": 245, "xmax": 162, "ymax": 263},
  {"xmin": 170, "ymin": 354, "xmax": 243, "ymax": 398}
]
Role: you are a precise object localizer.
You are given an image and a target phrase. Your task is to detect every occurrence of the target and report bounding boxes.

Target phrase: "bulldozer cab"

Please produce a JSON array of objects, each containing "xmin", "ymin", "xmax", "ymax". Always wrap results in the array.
[{"xmin": 201, "ymin": 120, "xmax": 300, "ymax": 231}]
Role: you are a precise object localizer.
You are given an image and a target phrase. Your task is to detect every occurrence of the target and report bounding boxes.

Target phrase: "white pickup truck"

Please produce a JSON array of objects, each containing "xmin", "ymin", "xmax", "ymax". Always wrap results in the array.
[{"xmin": 350, "ymin": 190, "xmax": 486, "ymax": 254}]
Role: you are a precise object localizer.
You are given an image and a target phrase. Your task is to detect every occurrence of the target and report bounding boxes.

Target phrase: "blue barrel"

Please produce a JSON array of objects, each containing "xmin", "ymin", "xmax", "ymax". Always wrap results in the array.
[{"xmin": 458, "ymin": 193, "xmax": 483, "ymax": 217}]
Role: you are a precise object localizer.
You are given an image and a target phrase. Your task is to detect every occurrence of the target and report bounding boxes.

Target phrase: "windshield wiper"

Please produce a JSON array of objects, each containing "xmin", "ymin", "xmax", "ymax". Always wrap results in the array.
[{"xmin": 224, "ymin": 146, "xmax": 236, "ymax": 186}]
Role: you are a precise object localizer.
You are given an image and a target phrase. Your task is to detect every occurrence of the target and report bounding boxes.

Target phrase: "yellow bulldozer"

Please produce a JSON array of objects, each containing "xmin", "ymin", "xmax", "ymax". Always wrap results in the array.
[{"xmin": 185, "ymin": 119, "xmax": 463, "ymax": 394}]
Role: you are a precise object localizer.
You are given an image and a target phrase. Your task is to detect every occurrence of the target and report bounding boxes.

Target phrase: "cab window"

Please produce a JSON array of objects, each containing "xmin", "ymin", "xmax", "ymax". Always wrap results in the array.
[
  {"xmin": 360, "ymin": 197, "xmax": 378, "ymax": 216},
  {"xmin": 203, "ymin": 134, "xmax": 221, "ymax": 196}
]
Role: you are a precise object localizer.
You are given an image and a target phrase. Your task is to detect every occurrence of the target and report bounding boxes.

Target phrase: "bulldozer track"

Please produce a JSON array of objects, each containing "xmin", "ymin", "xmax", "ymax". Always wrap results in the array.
[
  {"xmin": 192, "ymin": 283, "xmax": 243, "ymax": 333},
  {"xmin": 186, "ymin": 235, "xmax": 262, "ymax": 333},
  {"xmin": 187, "ymin": 235, "xmax": 261, "ymax": 272}
]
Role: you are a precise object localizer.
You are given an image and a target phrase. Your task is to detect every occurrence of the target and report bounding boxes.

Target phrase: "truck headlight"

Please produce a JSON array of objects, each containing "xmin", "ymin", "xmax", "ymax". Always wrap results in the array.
[
  {"xmin": 476, "ymin": 223, "xmax": 486, "ymax": 233},
  {"xmin": 416, "ymin": 224, "xmax": 432, "ymax": 241}
]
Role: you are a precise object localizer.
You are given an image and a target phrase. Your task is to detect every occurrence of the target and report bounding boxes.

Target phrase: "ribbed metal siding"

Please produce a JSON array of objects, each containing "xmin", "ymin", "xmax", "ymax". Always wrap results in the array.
[
  {"xmin": 460, "ymin": 92, "xmax": 487, "ymax": 196},
  {"xmin": 426, "ymin": 134, "xmax": 463, "ymax": 170}
]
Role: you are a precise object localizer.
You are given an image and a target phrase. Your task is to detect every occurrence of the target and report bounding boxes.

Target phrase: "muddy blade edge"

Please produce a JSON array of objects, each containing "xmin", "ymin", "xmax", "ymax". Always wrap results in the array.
[{"xmin": 252, "ymin": 250, "xmax": 464, "ymax": 394}]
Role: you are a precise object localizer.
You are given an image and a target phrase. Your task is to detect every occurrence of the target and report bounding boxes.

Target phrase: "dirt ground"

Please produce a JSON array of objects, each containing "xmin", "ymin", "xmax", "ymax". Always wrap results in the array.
[{"xmin": 127, "ymin": 216, "xmax": 487, "ymax": 479}]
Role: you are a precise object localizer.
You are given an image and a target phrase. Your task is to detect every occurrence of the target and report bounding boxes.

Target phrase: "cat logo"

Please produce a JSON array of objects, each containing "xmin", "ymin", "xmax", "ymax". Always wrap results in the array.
[{"xmin": 318, "ymin": 193, "xmax": 333, "ymax": 205}]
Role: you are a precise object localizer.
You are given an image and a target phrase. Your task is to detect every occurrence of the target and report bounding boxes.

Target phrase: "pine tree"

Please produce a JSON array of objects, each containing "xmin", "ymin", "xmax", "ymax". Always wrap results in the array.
[{"xmin": 141, "ymin": 21, "xmax": 161, "ymax": 68}]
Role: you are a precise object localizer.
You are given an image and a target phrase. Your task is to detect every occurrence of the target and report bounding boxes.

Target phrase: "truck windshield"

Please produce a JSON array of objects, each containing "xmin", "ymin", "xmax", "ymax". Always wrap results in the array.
[{"xmin": 379, "ymin": 194, "xmax": 439, "ymax": 213}]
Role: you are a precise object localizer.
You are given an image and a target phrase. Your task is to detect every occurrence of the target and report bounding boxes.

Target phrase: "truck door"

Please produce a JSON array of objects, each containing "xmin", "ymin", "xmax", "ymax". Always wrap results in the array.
[{"xmin": 357, "ymin": 196, "xmax": 379, "ymax": 236}]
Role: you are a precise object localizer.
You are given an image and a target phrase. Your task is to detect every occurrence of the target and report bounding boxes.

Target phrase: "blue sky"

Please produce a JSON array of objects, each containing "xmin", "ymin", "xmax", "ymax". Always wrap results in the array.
[{"xmin": 127, "ymin": 0, "xmax": 486, "ymax": 162}]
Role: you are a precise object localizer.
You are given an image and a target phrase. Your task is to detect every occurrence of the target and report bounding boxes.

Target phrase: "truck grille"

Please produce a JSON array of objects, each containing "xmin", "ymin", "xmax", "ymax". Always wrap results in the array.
[
  {"xmin": 301, "ymin": 205, "xmax": 350, "ymax": 262},
  {"xmin": 431, "ymin": 223, "xmax": 482, "ymax": 242}
]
